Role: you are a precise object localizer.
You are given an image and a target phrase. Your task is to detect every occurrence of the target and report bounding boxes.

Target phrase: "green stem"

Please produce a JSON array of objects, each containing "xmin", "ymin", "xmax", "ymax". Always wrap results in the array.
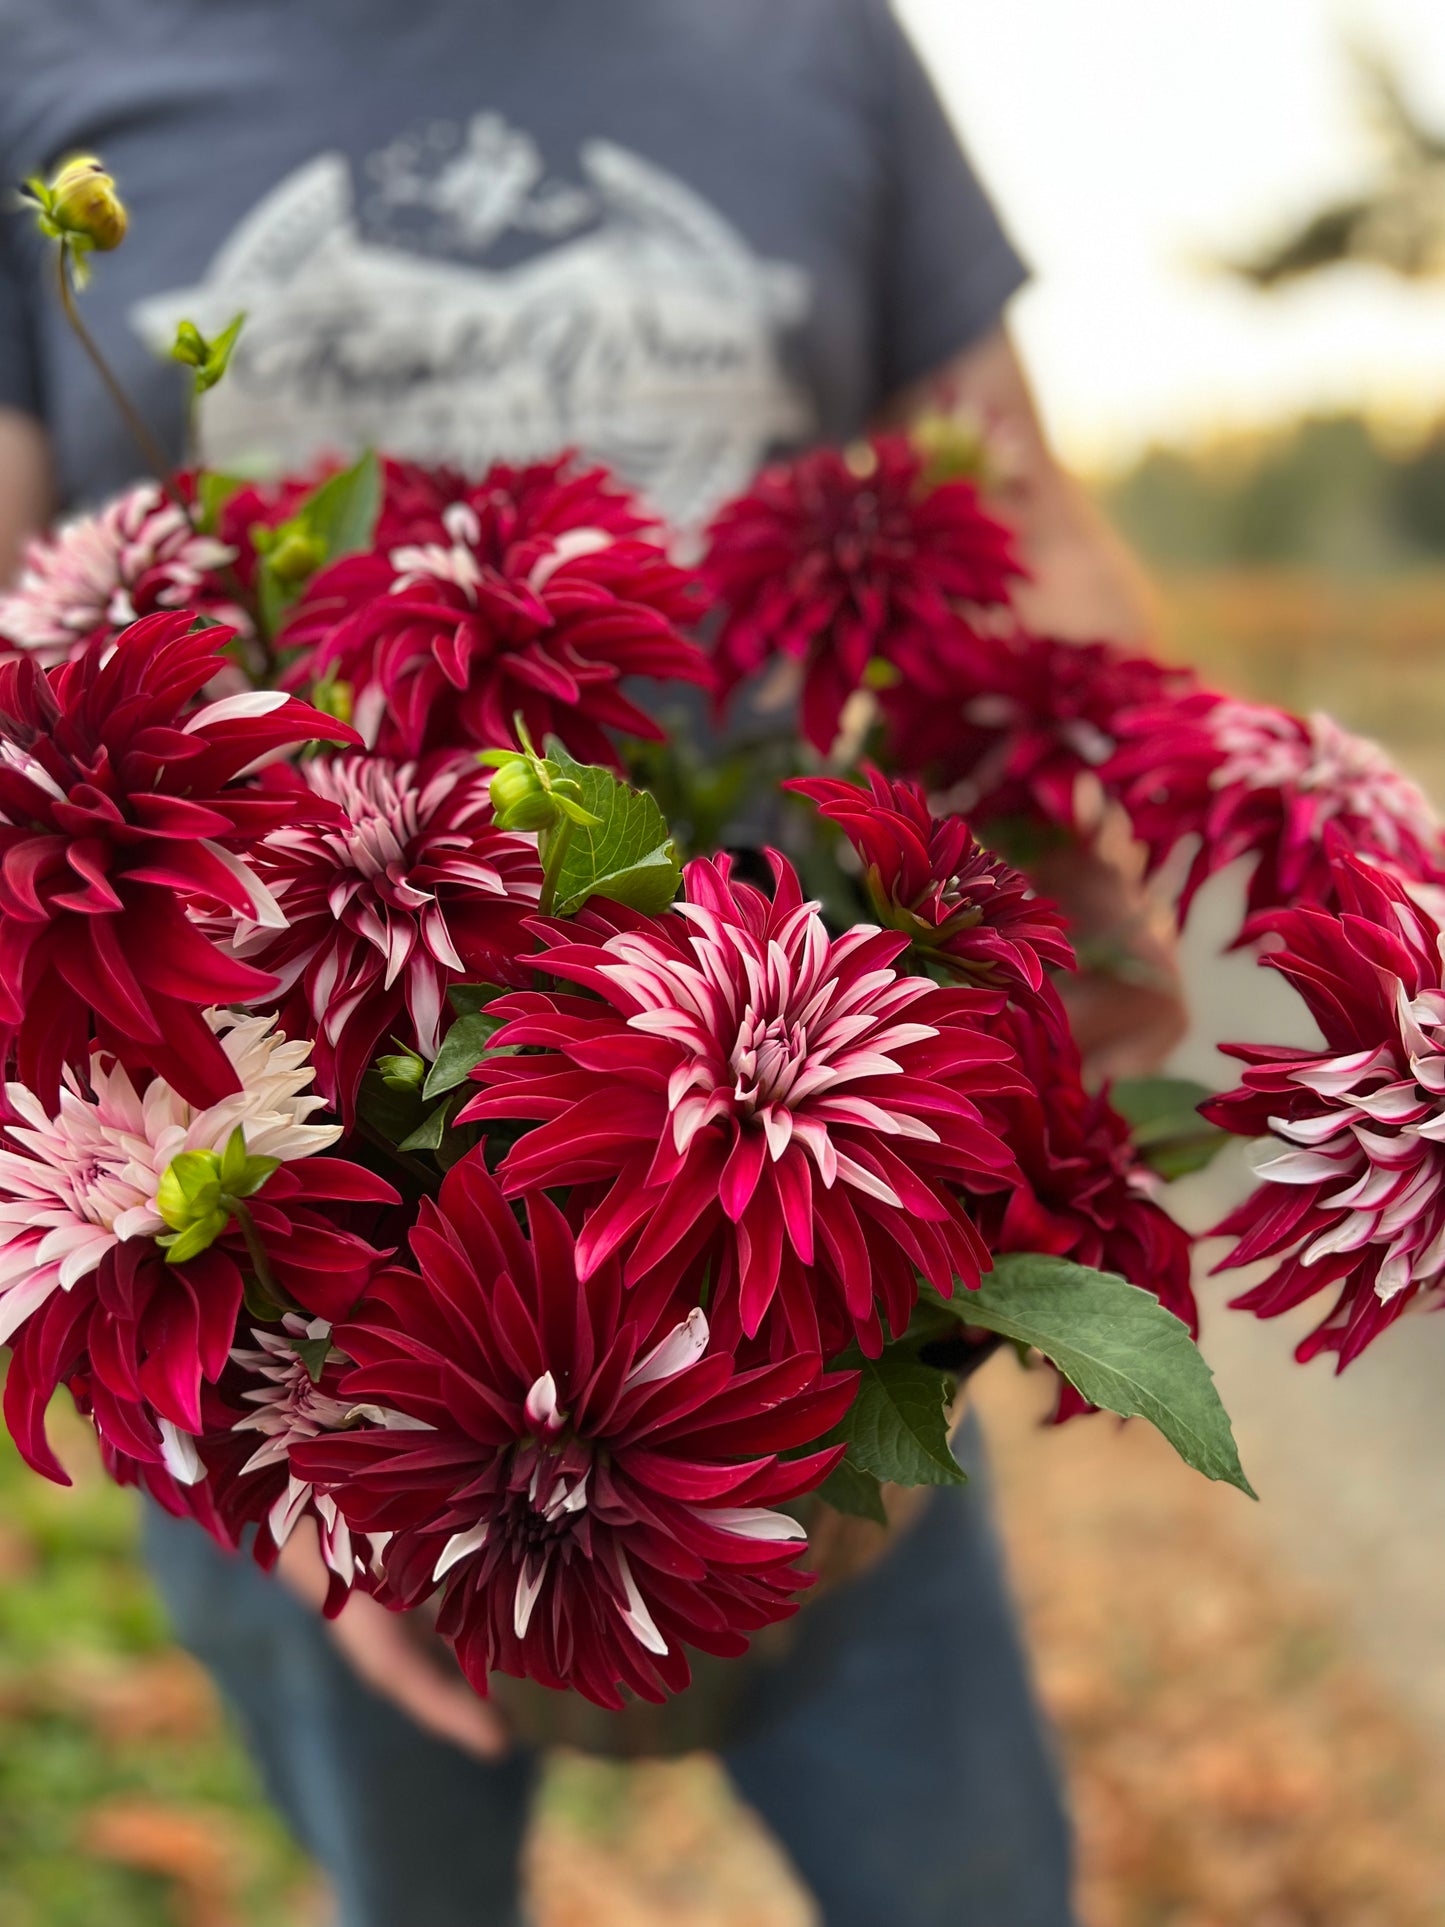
[
  {"xmin": 57, "ymin": 247, "xmax": 190, "ymax": 520},
  {"xmin": 353, "ymin": 1114, "xmax": 441, "ymax": 1197},
  {"xmin": 230, "ymin": 1199, "xmax": 289, "ymax": 1311},
  {"xmin": 537, "ymin": 815, "xmax": 576, "ymax": 917}
]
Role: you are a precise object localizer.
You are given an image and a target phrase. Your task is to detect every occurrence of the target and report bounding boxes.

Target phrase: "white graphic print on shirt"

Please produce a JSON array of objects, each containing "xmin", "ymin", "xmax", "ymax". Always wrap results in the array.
[{"xmin": 130, "ymin": 117, "xmax": 816, "ymax": 527}]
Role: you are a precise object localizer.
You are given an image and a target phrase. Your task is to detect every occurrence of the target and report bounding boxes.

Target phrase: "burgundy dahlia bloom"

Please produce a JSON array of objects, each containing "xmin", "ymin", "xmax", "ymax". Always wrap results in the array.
[
  {"xmin": 372, "ymin": 452, "xmax": 656, "ymax": 552},
  {"xmin": 0, "ymin": 612, "xmax": 356, "ymax": 1105},
  {"xmin": 975, "ymin": 989, "xmax": 1197, "ymax": 1416},
  {"xmin": 1205, "ymin": 856, "xmax": 1445, "ymax": 1366},
  {"xmin": 1106, "ymin": 693, "xmax": 1445, "ymax": 925},
  {"xmin": 230, "ymin": 753, "xmax": 542, "ymax": 1118},
  {"xmin": 704, "ymin": 434, "xmax": 1024, "ymax": 753},
  {"xmin": 284, "ymin": 465, "xmax": 709, "ymax": 763},
  {"xmin": 786, "ymin": 769, "xmax": 1073, "ymax": 998},
  {"xmin": 0, "ymin": 484, "xmax": 239, "ymax": 666},
  {"xmin": 462, "ymin": 852, "xmax": 1022, "ymax": 1359},
  {"xmin": 884, "ymin": 631, "xmax": 1193, "ymax": 837},
  {"xmin": 295, "ymin": 1154, "xmax": 855, "ymax": 1708}
]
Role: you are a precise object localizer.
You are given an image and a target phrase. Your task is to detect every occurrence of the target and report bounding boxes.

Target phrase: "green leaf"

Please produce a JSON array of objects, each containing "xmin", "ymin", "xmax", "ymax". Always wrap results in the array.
[
  {"xmin": 832, "ymin": 1348, "xmax": 966, "ymax": 1490},
  {"xmin": 357, "ymin": 1067, "xmax": 425, "ymax": 1145},
  {"xmin": 545, "ymin": 745, "xmax": 682, "ymax": 917},
  {"xmin": 964, "ymin": 1254, "xmax": 1256, "ymax": 1497},
  {"xmin": 422, "ymin": 1012, "xmax": 506, "ymax": 1101},
  {"xmin": 447, "ymin": 982, "xmax": 503, "ymax": 1017},
  {"xmin": 818, "ymin": 1456, "xmax": 888, "ymax": 1524},
  {"xmin": 399, "ymin": 1095, "xmax": 464, "ymax": 1153},
  {"xmin": 1109, "ymin": 1076, "xmax": 1229, "ymax": 1181},
  {"xmin": 300, "ymin": 450, "xmax": 381, "ymax": 566}
]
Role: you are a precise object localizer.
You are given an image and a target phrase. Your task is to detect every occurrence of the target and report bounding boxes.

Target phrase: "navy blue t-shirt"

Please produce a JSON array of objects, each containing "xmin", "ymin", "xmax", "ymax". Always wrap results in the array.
[{"xmin": 0, "ymin": 0, "xmax": 1026, "ymax": 524}]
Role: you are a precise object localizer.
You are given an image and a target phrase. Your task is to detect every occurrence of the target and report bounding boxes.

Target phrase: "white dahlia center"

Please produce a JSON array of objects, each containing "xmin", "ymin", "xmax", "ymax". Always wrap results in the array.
[{"xmin": 731, "ymin": 1009, "xmax": 812, "ymax": 1110}]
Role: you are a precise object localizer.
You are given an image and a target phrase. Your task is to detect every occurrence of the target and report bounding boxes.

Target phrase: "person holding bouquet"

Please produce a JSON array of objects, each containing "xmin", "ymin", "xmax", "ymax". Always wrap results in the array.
[{"xmin": 0, "ymin": 5, "xmax": 1178, "ymax": 1923}]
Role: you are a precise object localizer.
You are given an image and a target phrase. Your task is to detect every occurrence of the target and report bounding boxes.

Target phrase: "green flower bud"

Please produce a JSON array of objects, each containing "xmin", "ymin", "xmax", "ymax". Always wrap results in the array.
[
  {"xmin": 377, "ymin": 1046, "xmax": 426, "ymax": 1092},
  {"xmin": 263, "ymin": 527, "xmax": 328, "ymax": 585},
  {"xmin": 910, "ymin": 411, "xmax": 990, "ymax": 489},
  {"xmin": 489, "ymin": 758, "xmax": 562, "ymax": 832}
]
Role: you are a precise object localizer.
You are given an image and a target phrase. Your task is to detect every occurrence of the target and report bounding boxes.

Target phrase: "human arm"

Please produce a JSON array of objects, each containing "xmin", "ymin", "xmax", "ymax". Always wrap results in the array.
[
  {"xmin": 875, "ymin": 328, "xmax": 1184, "ymax": 1078},
  {"xmin": 0, "ymin": 406, "xmax": 53, "ymax": 585}
]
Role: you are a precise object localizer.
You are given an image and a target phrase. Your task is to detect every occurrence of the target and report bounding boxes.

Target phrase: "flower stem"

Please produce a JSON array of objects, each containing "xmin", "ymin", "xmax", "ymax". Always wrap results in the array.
[
  {"xmin": 537, "ymin": 816, "xmax": 576, "ymax": 917},
  {"xmin": 56, "ymin": 245, "xmax": 191, "ymax": 522},
  {"xmin": 230, "ymin": 1199, "xmax": 289, "ymax": 1312}
]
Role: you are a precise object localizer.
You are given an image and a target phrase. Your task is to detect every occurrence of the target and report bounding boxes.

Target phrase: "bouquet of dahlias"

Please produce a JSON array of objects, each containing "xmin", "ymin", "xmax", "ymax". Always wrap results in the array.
[{"xmin": 27, "ymin": 154, "xmax": 1435, "ymax": 1734}]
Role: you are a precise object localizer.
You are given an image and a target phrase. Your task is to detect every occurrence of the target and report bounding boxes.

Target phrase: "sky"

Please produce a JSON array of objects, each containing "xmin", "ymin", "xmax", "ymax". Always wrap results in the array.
[{"xmin": 899, "ymin": 0, "xmax": 1445, "ymax": 470}]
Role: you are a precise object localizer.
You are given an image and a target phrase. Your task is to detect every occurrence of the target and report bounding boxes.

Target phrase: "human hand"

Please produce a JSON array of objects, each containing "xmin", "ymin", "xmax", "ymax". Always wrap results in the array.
[{"xmin": 274, "ymin": 1521, "xmax": 511, "ymax": 1761}]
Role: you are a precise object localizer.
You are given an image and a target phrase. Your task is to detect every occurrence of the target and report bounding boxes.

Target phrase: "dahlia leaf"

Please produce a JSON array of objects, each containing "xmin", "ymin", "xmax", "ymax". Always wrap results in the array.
[
  {"xmin": 545, "ymin": 746, "xmax": 681, "ymax": 917},
  {"xmin": 818, "ymin": 1455, "xmax": 888, "ymax": 1523},
  {"xmin": 302, "ymin": 450, "xmax": 382, "ymax": 566},
  {"xmin": 831, "ymin": 1348, "xmax": 967, "ymax": 1490},
  {"xmin": 448, "ymin": 982, "xmax": 504, "ymax": 1017},
  {"xmin": 357, "ymin": 1067, "xmax": 426, "ymax": 1146},
  {"xmin": 1110, "ymin": 1076, "xmax": 1228, "ymax": 1181},
  {"xmin": 965, "ymin": 1255, "xmax": 1256, "ymax": 1497},
  {"xmin": 398, "ymin": 1099, "xmax": 456, "ymax": 1154},
  {"xmin": 423, "ymin": 1012, "xmax": 507, "ymax": 1100}
]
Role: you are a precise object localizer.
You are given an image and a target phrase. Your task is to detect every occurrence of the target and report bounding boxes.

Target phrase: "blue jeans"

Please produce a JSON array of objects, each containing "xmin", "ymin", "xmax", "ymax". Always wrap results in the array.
[{"xmin": 143, "ymin": 1416, "xmax": 1075, "ymax": 1927}]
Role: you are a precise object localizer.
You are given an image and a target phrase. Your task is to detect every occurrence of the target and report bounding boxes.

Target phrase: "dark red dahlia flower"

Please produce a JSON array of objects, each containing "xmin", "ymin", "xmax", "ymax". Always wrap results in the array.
[
  {"xmin": 883, "ymin": 630, "xmax": 1193, "ymax": 837},
  {"xmin": 295, "ymin": 1154, "xmax": 855, "ymax": 1709},
  {"xmin": 974, "ymin": 987, "xmax": 1197, "ymax": 1417},
  {"xmin": 230, "ymin": 753, "xmax": 542, "ymax": 1118},
  {"xmin": 786, "ymin": 768, "xmax": 1073, "ymax": 998},
  {"xmin": 0, "ymin": 611, "xmax": 356, "ymax": 1105},
  {"xmin": 704, "ymin": 434, "xmax": 1023, "ymax": 754},
  {"xmin": 462, "ymin": 851, "xmax": 1022, "ymax": 1359},
  {"xmin": 1106, "ymin": 692, "xmax": 1445, "ymax": 926},
  {"xmin": 283, "ymin": 463, "xmax": 708, "ymax": 763},
  {"xmin": 372, "ymin": 452, "xmax": 656, "ymax": 552},
  {"xmin": 1204, "ymin": 856, "xmax": 1445, "ymax": 1367}
]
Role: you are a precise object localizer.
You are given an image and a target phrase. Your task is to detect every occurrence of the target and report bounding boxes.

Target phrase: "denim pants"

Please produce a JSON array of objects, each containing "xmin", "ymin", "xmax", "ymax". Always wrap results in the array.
[{"xmin": 143, "ymin": 1415, "xmax": 1076, "ymax": 1927}]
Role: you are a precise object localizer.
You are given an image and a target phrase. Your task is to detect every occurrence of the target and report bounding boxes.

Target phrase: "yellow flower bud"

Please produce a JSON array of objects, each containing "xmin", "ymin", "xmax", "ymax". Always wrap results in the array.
[
  {"xmin": 910, "ymin": 411, "xmax": 991, "ymax": 489},
  {"xmin": 45, "ymin": 155, "xmax": 128, "ymax": 253}
]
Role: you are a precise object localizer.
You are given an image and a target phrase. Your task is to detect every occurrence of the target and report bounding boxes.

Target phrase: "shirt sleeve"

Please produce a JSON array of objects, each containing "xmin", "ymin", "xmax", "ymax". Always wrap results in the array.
[
  {"xmin": 0, "ymin": 204, "xmax": 43, "ymax": 420},
  {"xmin": 862, "ymin": 0, "xmax": 1029, "ymax": 407}
]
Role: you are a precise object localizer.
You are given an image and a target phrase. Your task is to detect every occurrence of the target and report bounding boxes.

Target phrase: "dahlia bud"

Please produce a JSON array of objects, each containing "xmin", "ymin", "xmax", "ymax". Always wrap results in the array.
[
  {"xmin": 255, "ymin": 525, "xmax": 328, "ymax": 585},
  {"xmin": 26, "ymin": 154, "xmax": 128, "ymax": 253},
  {"xmin": 156, "ymin": 1126, "xmax": 280, "ymax": 1265},
  {"xmin": 377, "ymin": 1046, "xmax": 426, "ymax": 1092},
  {"xmin": 488, "ymin": 758, "xmax": 562, "ymax": 832},
  {"xmin": 910, "ymin": 410, "xmax": 990, "ymax": 489},
  {"xmin": 480, "ymin": 732, "xmax": 602, "ymax": 835}
]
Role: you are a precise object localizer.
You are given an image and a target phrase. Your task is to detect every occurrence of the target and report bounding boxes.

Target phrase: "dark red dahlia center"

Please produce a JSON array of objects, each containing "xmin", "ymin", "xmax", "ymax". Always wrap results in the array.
[{"xmin": 730, "ymin": 1009, "xmax": 810, "ymax": 1110}]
